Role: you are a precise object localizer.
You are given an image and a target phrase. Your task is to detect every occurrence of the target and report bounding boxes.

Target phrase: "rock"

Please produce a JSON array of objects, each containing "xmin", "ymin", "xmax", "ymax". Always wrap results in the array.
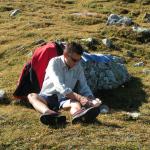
[
  {"xmin": 107, "ymin": 14, "xmax": 133, "ymax": 26},
  {"xmin": 127, "ymin": 50, "xmax": 134, "ymax": 57},
  {"xmin": 0, "ymin": 90, "xmax": 5, "ymax": 100},
  {"xmin": 142, "ymin": 69, "xmax": 150, "ymax": 75},
  {"xmin": 27, "ymin": 51, "xmax": 33, "ymax": 57},
  {"xmin": 127, "ymin": 112, "xmax": 140, "ymax": 120},
  {"xmin": 81, "ymin": 37, "xmax": 95, "ymax": 43},
  {"xmin": 10, "ymin": 9, "xmax": 21, "ymax": 17},
  {"xmin": 81, "ymin": 38, "xmax": 98, "ymax": 50},
  {"xmin": 142, "ymin": 0, "xmax": 150, "ymax": 5},
  {"xmin": 132, "ymin": 26, "xmax": 150, "ymax": 33},
  {"xmin": 133, "ymin": 61, "xmax": 144, "ymax": 67},
  {"xmin": 99, "ymin": 105, "xmax": 109, "ymax": 114},
  {"xmin": 102, "ymin": 38, "xmax": 114, "ymax": 49},
  {"xmin": 132, "ymin": 26, "xmax": 150, "ymax": 43},
  {"xmin": 143, "ymin": 13, "xmax": 150, "ymax": 22},
  {"xmin": 112, "ymin": 56, "xmax": 126, "ymax": 64},
  {"xmin": 81, "ymin": 55, "xmax": 130, "ymax": 92}
]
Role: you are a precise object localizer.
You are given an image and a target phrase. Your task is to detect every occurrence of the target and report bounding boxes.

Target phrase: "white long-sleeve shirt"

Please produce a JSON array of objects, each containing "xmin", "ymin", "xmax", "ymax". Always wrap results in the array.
[{"xmin": 40, "ymin": 55, "xmax": 93, "ymax": 100}]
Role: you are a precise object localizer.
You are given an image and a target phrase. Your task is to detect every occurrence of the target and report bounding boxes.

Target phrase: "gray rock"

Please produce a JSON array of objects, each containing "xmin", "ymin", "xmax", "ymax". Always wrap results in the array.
[
  {"xmin": 81, "ymin": 38, "xmax": 98, "ymax": 50},
  {"xmin": 143, "ymin": 13, "xmax": 150, "ymax": 22},
  {"xmin": 132, "ymin": 26, "xmax": 150, "ymax": 43},
  {"xmin": 0, "ymin": 90, "xmax": 5, "ymax": 100},
  {"xmin": 112, "ymin": 56, "xmax": 126, "ymax": 64},
  {"xmin": 107, "ymin": 14, "xmax": 133, "ymax": 26},
  {"xmin": 81, "ymin": 56, "xmax": 130, "ymax": 92},
  {"xmin": 142, "ymin": 0, "xmax": 150, "ymax": 5},
  {"xmin": 81, "ymin": 38, "xmax": 94, "ymax": 43},
  {"xmin": 134, "ymin": 62, "xmax": 144, "ymax": 67},
  {"xmin": 142, "ymin": 69, "xmax": 150, "ymax": 75},
  {"xmin": 102, "ymin": 38, "xmax": 114, "ymax": 48},
  {"xmin": 27, "ymin": 51, "xmax": 33, "ymax": 57},
  {"xmin": 132, "ymin": 26, "xmax": 150, "ymax": 33},
  {"xmin": 10, "ymin": 9, "xmax": 21, "ymax": 17}
]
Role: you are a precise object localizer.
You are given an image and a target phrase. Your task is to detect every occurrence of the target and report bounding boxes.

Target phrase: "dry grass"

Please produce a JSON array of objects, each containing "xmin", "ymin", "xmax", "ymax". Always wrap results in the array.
[{"xmin": 0, "ymin": 0, "xmax": 150, "ymax": 149}]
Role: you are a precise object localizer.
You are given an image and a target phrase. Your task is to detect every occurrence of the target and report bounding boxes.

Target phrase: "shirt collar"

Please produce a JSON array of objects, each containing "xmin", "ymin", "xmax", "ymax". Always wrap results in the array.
[{"xmin": 60, "ymin": 55, "xmax": 79, "ymax": 71}]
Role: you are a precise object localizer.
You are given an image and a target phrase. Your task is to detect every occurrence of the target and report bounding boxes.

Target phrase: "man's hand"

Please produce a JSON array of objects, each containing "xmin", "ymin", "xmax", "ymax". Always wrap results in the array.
[
  {"xmin": 80, "ymin": 97, "xmax": 102, "ymax": 108},
  {"xmin": 79, "ymin": 96, "xmax": 94, "ymax": 108}
]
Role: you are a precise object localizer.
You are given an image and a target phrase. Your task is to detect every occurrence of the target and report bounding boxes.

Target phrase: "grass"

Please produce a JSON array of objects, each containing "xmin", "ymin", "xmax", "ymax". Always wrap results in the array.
[{"xmin": 0, "ymin": 0, "xmax": 150, "ymax": 149}]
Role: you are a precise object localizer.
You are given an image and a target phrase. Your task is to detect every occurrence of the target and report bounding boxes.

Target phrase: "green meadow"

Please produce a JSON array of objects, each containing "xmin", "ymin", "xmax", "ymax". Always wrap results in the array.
[{"xmin": 0, "ymin": 0, "xmax": 150, "ymax": 149}]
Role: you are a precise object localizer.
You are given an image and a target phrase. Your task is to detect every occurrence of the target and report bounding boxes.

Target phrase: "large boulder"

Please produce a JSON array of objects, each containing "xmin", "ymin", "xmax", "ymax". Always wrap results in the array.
[{"xmin": 81, "ymin": 55, "xmax": 130, "ymax": 93}]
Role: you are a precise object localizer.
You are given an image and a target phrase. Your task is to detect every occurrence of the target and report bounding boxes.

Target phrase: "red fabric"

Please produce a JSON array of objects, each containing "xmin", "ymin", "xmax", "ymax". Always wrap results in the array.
[
  {"xmin": 17, "ymin": 62, "xmax": 31, "ymax": 85},
  {"xmin": 31, "ymin": 42, "xmax": 58, "ymax": 89}
]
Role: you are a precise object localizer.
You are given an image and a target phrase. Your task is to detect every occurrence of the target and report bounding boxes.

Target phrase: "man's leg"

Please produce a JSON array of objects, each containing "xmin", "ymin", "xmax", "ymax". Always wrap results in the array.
[
  {"xmin": 62, "ymin": 99, "xmax": 81, "ymax": 115},
  {"xmin": 28, "ymin": 93, "xmax": 66, "ymax": 125},
  {"xmin": 62, "ymin": 99, "xmax": 100, "ymax": 124},
  {"xmin": 62, "ymin": 99, "xmax": 100, "ymax": 123},
  {"xmin": 27, "ymin": 93, "xmax": 57, "ymax": 115}
]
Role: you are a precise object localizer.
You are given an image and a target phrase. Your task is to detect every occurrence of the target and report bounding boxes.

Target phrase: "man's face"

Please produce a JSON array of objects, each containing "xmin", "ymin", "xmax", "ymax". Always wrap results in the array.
[{"xmin": 64, "ymin": 51, "xmax": 81, "ymax": 68}]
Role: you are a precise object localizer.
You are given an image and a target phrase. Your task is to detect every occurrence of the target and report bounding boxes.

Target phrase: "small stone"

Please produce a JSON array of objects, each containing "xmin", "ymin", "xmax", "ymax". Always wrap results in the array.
[
  {"xmin": 143, "ymin": 13, "xmax": 150, "ymax": 22},
  {"xmin": 127, "ymin": 112, "xmax": 140, "ymax": 120},
  {"xmin": 0, "ymin": 90, "xmax": 5, "ymax": 100},
  {"xmin": 99, "ymin": 105, "xmax": 109, "ymax": 114},
  {"xmin": 132, "ymin": 26, "xmax": 150, "ymax": 33},
  {"xmin": 133, "ymin": 61, "xmax": 144, "ymax": 67},
  {"xmin": 81, "ymin": 37, "xmax": 93, "ymax": 42},
  {"xmin": 102, "ymin": 38, "xmax": 113, "ymax": 48},
  {"xmin": 127, "ymin": 50, "xmax": 134, "ymax": 57},
  {"xmin": 142, "ymin": 69, "xmax": 150, "ymax": 75},
  {"xmin": 10, "ymin": 9, "xmax": 21, "ymax": 17},
  {"xmin": 27, "ymin": 51, "xmax": 33, "ymax": 57},
  {"xmin": 132, "ymin": 26, "xmax": 150, "ymax": 43},
  {"xmin": 142, "ymin": 1, "xmax": 150, "ymax": 5},
  {"xmin": 81, "ymin": 38, "xmax": 98, "ymax": 50}
]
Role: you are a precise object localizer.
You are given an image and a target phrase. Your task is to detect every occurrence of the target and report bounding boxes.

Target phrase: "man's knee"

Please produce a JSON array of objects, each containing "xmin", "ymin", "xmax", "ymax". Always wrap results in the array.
[{"xmin": 27, "ymin": 93, "xmax": 38, "ymax": 103}]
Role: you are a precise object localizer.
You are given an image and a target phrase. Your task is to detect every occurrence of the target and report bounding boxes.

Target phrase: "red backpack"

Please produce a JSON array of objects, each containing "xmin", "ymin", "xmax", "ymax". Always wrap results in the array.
[{"xmin": 13, "ymin": 42, "xmax": 64, "ymax": 99}]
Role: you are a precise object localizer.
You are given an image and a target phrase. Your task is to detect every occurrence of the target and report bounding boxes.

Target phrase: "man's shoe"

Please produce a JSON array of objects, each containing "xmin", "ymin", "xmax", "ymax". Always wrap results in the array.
[
  {"xmin": 40, "ymin": 113, "xmax": 66, "ymax": 125},
  {"xmin": 72, "ymin": 106, "xmax": 100, "ymax": 124}
]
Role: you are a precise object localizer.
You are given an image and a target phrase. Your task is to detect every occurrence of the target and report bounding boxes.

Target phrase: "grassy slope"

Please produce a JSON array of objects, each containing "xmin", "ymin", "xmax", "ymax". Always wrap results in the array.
[{"xmin": 0, "ymin": 0, "xmax": 150, "ymax": 149}]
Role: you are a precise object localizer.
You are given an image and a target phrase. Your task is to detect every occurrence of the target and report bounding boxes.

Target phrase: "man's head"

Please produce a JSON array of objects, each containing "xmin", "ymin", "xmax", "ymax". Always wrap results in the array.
[{"xmin": 63, "ymin": 42, "xmax": 83, "ymax": 68}]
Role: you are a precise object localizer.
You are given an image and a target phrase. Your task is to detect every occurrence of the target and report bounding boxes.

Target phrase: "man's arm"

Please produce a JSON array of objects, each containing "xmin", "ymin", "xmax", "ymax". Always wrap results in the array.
[
  {"xmin": 77, "ymin": 64, "xmax": 94, "ymax": 98},
  {"xmin": 65, "ymin": 91, "xmax": 91, "ymax": 106}
]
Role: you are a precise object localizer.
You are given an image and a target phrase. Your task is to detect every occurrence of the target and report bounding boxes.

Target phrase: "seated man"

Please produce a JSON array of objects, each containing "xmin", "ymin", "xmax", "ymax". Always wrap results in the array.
[{"xmin": 28, "ymin": 42, "xmax": 101, "ymax": 125}]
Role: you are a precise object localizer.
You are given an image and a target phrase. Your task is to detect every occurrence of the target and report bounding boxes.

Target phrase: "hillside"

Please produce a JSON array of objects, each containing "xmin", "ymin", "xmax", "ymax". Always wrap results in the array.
[{"xmin": 0, "ymin": 0, "xmax": 150, "ymax": 149}]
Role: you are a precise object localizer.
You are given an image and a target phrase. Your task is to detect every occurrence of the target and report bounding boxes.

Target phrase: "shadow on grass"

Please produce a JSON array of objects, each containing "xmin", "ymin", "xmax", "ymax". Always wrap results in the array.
[
  {"xmin": 48, "ymin": 122, "xmax": 69, "ymax": 129},
  {"xmin": 80, "ymin": 119, "xmax": 123, "ymax": 128},
  {"xmin": 95, "ymin": 76, "xmax": 147, "ymax": 111}
]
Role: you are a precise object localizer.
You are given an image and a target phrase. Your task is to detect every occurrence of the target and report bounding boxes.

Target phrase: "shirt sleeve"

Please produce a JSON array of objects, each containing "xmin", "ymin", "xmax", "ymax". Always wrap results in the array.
[
  {"xmin": 46, "ymin": 58, "xmax": 72, "ymax": 96},
  {"xmin": 78, "ymin": 64, "xmax": 94, "ymax": 97}
]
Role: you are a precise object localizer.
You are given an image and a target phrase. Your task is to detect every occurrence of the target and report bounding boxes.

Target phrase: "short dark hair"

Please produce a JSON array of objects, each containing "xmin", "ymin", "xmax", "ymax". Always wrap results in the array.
[{"xmin": 66, "ymin": 42, "xmax": 83, "ymax": 55}]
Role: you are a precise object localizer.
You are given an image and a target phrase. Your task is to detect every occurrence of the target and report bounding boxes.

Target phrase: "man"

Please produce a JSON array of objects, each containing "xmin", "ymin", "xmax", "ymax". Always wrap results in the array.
[{"xmin": 28, "ymin": 42, "xmax": 101, "ymax": 125}]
